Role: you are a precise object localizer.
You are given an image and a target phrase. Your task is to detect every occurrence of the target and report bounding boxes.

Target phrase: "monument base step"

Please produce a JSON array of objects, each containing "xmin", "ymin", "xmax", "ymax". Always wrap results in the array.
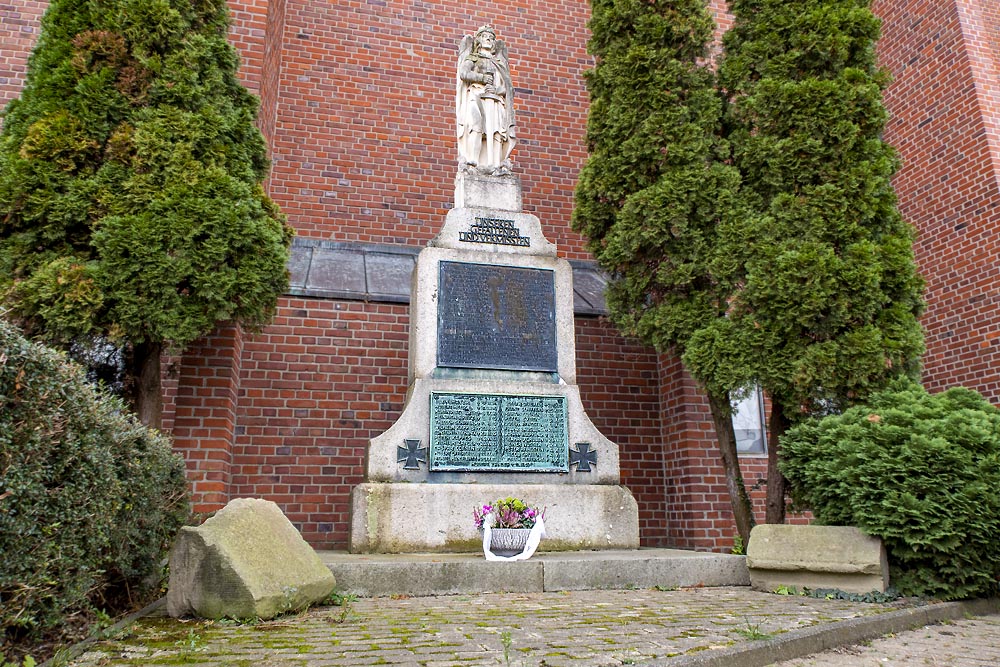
[{"xmin": 319, "ymin": 548, "xmax": 749, "ymax": 597}]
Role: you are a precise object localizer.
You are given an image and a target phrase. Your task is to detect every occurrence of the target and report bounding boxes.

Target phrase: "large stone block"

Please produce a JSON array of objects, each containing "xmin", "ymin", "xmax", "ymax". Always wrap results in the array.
[
  {"xmin": 350, "ymin": 482, "xmax": 639, "ymax": 553},
  {"xmin": 454, "ymin": 171, "xmax": 522, "ymax": 212},
  {"xmin": 746, "ymin": 524, "xmax": 889, "ymax": 594},
  {"xmin": 167, "ymin": 498, "xmax": 336, "ymax": 619}
]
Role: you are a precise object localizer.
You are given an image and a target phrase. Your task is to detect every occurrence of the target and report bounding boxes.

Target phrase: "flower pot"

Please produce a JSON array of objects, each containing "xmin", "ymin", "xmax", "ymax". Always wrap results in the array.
[{"xmin": 490, "ymin": 528, "xmax": 532, "ymax": 556}]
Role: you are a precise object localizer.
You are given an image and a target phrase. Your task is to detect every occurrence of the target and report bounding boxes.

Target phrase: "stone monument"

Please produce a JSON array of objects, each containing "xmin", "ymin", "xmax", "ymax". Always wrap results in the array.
[{"xmin": 349, "ymin": 26, "xmax": 639, "ymax": 553}]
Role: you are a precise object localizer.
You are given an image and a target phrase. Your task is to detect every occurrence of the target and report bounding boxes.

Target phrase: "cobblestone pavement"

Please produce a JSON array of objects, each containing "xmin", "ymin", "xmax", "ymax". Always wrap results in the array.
[
  {"xmin": 772, "ymin": 613, "xmax": 1000, "ymax": 667},
  {"xmin": 68, "ymin": 587, "xmax": 909, "ymax": 666}
]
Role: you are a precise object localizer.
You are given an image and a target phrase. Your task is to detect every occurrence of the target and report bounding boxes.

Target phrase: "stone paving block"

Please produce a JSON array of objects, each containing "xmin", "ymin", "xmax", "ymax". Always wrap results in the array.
[{"xmin": 66, "ymin": 587, "xmax": 953, "ymax": 667}]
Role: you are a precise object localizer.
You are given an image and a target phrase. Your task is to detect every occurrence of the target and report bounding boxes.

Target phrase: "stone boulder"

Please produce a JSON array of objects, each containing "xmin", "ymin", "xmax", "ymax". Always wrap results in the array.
[
  {"xmin": 167, "ymin": 498, "xmax": 336, "ymax": 619},
  {"xmin": 746, "ymin": 524, "xmax": 889, "ymax": 594}
]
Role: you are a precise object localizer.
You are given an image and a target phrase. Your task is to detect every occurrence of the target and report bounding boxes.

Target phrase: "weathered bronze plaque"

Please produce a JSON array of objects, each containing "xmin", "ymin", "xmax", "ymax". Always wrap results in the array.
[
  {"xmin": 429, "ymin": 392, "xmax": 569, "ymax": 472},
  {"xmin": 437, "ymin": 261, "xmax": 557, "ymax": 372}
]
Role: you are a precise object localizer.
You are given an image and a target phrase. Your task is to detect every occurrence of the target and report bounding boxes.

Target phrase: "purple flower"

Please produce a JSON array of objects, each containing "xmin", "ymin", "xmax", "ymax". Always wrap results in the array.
[{"xmin": 473, "ymin": 498, "xmax": 543, "ymax": 530}]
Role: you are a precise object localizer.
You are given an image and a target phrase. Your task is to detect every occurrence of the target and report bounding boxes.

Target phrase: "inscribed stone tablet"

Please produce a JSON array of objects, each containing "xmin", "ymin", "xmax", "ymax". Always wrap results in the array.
[
  {"xmin": 437, "ymin": 261, "xmax": 557, "ymax": 372},
  {"xmin": 429, "ymin": 392, "xmax": 568, "ymax": 472}
]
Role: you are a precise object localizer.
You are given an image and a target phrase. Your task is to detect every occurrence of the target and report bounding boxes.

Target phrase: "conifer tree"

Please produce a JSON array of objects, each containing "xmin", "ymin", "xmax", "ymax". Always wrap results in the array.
[
  {"xmin": 573, "ymin": 0, "xmax": 756, "ymax": 542},
  {"xmin": 0, "ymin": 0, "xmax": 292, "ymax": 427},
  {"xmin": 688, "ymin": 0, "xmax": 925, "ymax": 522}
]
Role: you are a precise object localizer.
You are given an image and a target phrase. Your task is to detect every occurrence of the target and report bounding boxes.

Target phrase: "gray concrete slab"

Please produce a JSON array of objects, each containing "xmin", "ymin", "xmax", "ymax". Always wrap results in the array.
[{"xmin": 319, "ymin": 548, "xmax": 749, "ymax": 597}]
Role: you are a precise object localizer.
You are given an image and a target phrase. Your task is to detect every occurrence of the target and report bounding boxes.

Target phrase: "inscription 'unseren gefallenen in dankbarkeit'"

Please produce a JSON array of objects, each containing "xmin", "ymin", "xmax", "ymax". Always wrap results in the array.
[
  {"xmin": 429, "ymin": 392, "xmax": 569, "ymax": 472},
  {"xmin": 459, "ymin": 217, "xmax": 530, "ymax": 247},
  {"xmin": 437, "ymin": 261, "xmax": 557, "ymax": 372}
]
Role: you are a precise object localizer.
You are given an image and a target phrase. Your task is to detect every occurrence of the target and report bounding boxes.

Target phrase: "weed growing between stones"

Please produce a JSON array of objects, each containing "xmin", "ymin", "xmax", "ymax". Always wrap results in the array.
[
  {"xmin": 323, "ymin": 591, "xmax": 359, "ymax": 625},
  {"xmin": 500, "ymin": 630, "xmax": 513, "ymax": 666},
  {"xmin": 173, "ymin": 628, "xmax": 205, "ymax": 659},
  {"xmin": 733, "ymin": 617, "xmax": 772, "ymax": 641}
]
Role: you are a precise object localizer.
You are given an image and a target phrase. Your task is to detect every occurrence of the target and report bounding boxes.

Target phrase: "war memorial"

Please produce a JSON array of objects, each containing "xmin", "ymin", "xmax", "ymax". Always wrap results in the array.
[{"xmin": 350, "ymin": 25, "xmax": 638, "ymax": 554}]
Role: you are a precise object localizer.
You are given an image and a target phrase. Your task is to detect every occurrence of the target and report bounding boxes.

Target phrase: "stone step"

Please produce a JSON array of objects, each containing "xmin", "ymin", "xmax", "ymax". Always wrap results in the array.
[{"xmin": 319, "ymin": 548, "xmax": 749, "ymax": 597}]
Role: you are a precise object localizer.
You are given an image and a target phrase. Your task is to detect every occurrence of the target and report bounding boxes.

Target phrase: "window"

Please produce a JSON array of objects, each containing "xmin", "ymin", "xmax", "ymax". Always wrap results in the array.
[{"xmin": 732, "ymin": 387, "xmax": 766, "ymax": 455}]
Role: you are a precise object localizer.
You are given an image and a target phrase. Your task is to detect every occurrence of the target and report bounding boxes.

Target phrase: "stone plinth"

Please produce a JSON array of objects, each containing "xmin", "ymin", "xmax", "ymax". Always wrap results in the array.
[
  {"xmin": 746, "ymin": 524, "xmax": 889, "ymax": 594},
  {"xmin": 455, "ymin": 170, "xmax": 522, "ymax": 211},
  {"xmin": 350, "ymin": 483, "xmax": 639, "ymax": 553}
]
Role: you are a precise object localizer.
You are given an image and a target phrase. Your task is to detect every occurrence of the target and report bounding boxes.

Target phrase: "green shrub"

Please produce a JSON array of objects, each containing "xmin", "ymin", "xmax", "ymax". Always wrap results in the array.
[
  {"xmin": 780, "ymin": 379, "xmax": 1000, "ymax": 600},
  {"xmin": 0, "ymin": 320, "xmax": 189, "ymax": 647}
]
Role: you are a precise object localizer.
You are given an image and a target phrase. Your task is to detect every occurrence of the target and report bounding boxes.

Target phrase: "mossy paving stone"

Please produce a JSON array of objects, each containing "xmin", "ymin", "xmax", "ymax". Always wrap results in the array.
[{"xmin": 66, "ymin": 587, "xmax": 903, "ymax": 666}]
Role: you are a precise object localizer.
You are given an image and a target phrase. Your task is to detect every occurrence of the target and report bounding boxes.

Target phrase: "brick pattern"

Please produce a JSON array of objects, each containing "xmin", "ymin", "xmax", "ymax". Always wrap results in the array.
[
  {"xmin": 0, "ymin": 0, "xmax": 46, "ymax": 125},
  {"xmin": 574, "ymin": 317, "xmax": 668, "ymax": 546},
  {"xmin": 260, "ymin": 0, "xmax": 595, "ymax": 259},
  {"xmin": 874, "ymin": 0, "xmax": 1000, "ymax": 404},
  {"xmin": 257, "ymin": 0, "xmax": 288, "ymax": 148},
  {"xmin": 70, "ymin": 587, "xmax": 905, "ymax": 667},
  {"xmin": 233, "ymin": 298, "xmax": 409, "ymax": 549},
  {"xmin": 657, "ymin": 355, "xmax": 753, "ymax": 552},
  {"xmin": 170, "ymin": 325, "xmax": 245, "ymax": 513}
]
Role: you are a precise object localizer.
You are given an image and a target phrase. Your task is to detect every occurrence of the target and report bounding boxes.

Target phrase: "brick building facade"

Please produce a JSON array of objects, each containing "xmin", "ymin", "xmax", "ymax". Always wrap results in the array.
[{"xmin": 1, "ymin": 0, "xmax": 997, "ymax": 551}]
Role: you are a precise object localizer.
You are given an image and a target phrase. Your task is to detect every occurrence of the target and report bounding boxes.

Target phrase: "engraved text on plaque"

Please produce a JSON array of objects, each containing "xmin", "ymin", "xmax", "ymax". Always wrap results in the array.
[
  {"xmin": 437, "ymin": 261, "xmax": 557, "ymax": 372},
  {"xmin": 429, "ymin": 392, "xmax": 569, "ymax": 472}
]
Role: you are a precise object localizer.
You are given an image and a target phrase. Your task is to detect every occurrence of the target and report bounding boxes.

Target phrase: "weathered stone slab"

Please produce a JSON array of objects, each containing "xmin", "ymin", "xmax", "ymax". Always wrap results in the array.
[
  {"xmin": 167, "ymin": 498, "xmax": 336, "ymax": 619},
  {"xmin": 454, "ymin": 170, "xmax": 522, "ymax": 211},
  {"xmin": 431, "ymin": 208, "xmax": 557, "ymax": 257},
  {"xmin": 746, "ymin": 524, "xmax": 889, "ymax": 594},
  {"xmin": 350, "ymin": 482, "xmax": 639, "ymax": 553}
]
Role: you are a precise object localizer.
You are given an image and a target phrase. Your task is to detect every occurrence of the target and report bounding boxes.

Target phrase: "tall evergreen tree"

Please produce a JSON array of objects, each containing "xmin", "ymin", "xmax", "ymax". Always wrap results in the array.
[
  {"xmin": 688, "ymin": 0, "xmax": 925, "ymax": 522},
  {"xmin": 0, "ymin": 0, "xmax": 293, "ymax": 427},
  {"xmin": 573, "ymin": 0, "xmax": 756, "ymax": 542}
]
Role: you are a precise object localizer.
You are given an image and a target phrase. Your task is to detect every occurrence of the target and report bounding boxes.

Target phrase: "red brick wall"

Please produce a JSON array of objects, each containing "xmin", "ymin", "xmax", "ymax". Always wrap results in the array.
[
  {"xmin": 220, "ymin": 300, "xmax": 669, "ymax": 550},
  {"xmin": 0, "ymin": 0, "xmax": 46, "ymax": 123},
  {"xmin": 874, "ymin": 0, "xmax": 1000, "ymax": 403},
  {"xmin": 574, "ymin": 317, "xmax": 668, "ymax": 546},
  {"xmin": 262, "ymin": 0, "xmax": 595, "ymax": 258},
  {"xmin": 656, "ymin": 355, "xmax": 769, "ymax": 552},
  {"xmin": 233, "ymin": 299, "xmax": 408, "ymax": 548},
  {"xmin": 257, "ymin": 0, "xmax": 288, "ymax": 148},
  {"xmin": 171, "ymin": 325, "xmax": 245, "ymax": 513}
]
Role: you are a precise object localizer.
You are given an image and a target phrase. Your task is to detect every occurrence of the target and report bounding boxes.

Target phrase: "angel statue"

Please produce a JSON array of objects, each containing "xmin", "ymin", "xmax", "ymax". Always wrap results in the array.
[{"xmin": 456, "ymin": 25, "xmax": 516, "ymax": 175}]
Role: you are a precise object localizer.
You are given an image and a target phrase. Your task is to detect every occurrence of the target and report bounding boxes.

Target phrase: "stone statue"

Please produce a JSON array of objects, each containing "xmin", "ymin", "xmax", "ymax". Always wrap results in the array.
[{"xmin": 456, "ymin": 25, "xmax": 516, "ymax": 175}]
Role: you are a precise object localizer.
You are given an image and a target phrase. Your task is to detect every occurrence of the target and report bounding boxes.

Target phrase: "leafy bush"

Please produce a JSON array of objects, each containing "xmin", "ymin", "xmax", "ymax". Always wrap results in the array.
[
  {"xmin": 780, "ymin": 379, "xmax": 1000, "ymax": 600},
  {"xmin": 0, "ymin": 320, "xmax": 189, "ymax": 648}
]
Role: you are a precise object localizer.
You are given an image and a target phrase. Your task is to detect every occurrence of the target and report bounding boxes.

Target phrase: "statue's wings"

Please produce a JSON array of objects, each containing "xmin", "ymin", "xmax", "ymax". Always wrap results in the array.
[
  {"xmin": 458, "ymin": 34, "xmax": 473, "ymax": 62},
  {"xmin": 496, "ymin": 39, "xmax": 508, "ymax": 63},
  {"xmin": 457, "ymin": 35, "xmax": 474, "ymax": 130}
]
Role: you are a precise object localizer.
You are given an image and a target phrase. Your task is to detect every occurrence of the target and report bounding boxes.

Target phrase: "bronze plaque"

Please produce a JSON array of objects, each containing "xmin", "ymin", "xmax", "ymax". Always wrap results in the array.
[
  {"xmin": 429, "ymin": 392, "xmax": 569, "ymax": 472},
  {"xmin": 437, "ymin": 261, "xmax": 557, "ymax": 372}
]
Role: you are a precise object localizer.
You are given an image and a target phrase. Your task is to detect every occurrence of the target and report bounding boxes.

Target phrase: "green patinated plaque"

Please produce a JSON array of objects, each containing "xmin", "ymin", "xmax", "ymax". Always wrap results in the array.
[{"xmin": 429, "ymin": 392, "xmax": 569, "ymax": 472}]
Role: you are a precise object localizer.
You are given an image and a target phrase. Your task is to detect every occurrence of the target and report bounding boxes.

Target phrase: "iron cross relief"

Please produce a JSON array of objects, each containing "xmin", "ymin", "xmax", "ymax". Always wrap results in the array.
[
  {"xmin": 397, "ymin": 439, "xmax": 428, "ymax": 470},
  {"xmin": 570, "ymin": 442, "xmax": 597, "ymax": 472}
]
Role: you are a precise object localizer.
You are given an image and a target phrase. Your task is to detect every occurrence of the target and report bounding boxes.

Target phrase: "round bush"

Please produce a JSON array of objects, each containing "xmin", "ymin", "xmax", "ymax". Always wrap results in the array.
[
  {"xmin": 0, "ymin": 321, "xmax": 189, "ymax": 646},
  {"xmin": 780, "ymin": 379, "xmax": 1000, "ymax": 600}
]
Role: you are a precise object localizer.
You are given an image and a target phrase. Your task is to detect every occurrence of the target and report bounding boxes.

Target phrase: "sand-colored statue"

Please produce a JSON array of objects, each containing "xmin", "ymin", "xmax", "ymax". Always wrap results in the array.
[{"xmin": 457, "ymin": 25, "xmax": 516, "ymax": 175}]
